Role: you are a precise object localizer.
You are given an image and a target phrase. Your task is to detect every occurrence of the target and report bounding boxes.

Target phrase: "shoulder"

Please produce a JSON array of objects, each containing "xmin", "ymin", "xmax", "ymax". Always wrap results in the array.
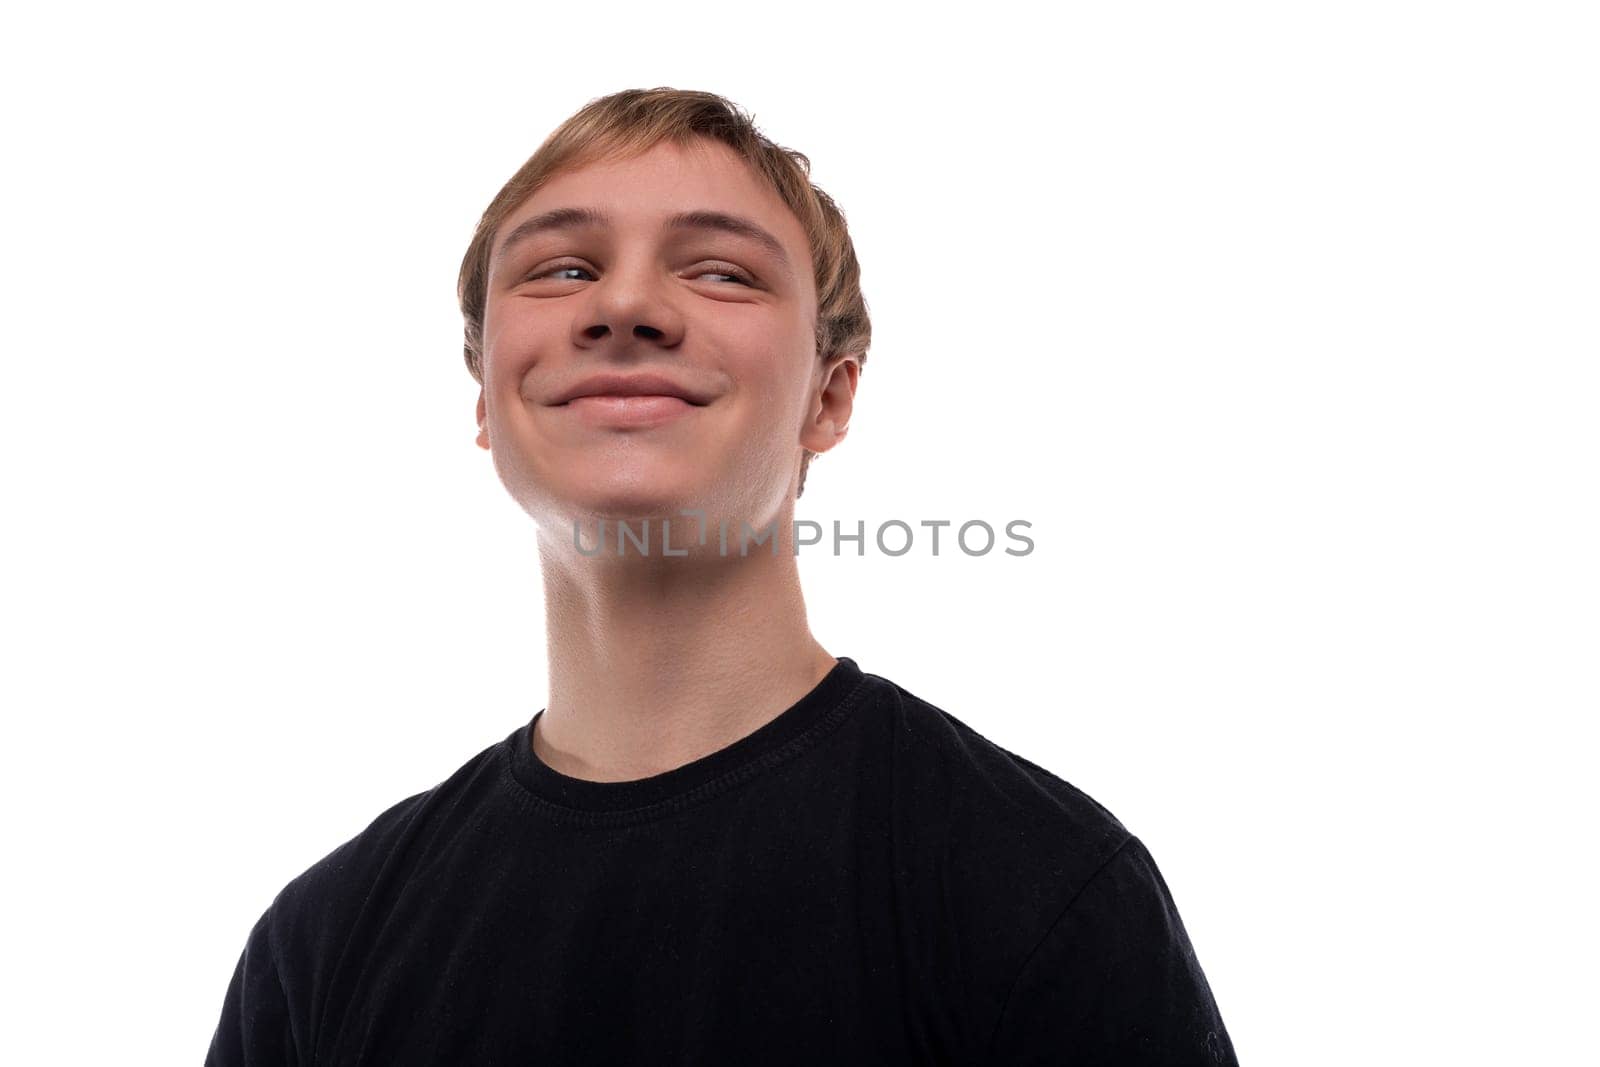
[
  {"xmin": 988, "ymin": 830, "xmax": 1238, "ymax": 1063},
  {"xmin": 858, "ymin": 665, "xmax": 1132, "ymax": 878},
  {"xmin": 854, "ymin": 668, "xmax": 1143, "ymax": 1028},
  {"xmin": 261, "ymin": 734, "xmax": 510, "ymax": 970}
]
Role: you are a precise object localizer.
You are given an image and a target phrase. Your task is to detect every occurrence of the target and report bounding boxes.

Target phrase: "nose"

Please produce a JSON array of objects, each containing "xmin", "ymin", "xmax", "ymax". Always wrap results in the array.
[{"xmin": 571, "ymin": 258, "xmax": 686, "ymax": 351}]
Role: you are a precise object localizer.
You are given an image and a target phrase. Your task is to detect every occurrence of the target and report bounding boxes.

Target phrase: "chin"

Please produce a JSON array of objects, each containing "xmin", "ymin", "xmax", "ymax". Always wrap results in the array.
[
  {"xmin": 539, "ymin": 466, "xmax": 719, "ymax": 526},
  {"xmin": 505, "ymin": 449, "xmax": 792, "ymax": 553}
]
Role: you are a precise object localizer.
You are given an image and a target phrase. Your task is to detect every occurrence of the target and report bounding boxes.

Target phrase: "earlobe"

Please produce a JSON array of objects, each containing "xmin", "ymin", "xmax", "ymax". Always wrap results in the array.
[{"xmin": 475, "ymin": 389, "xmax": 490, "ymax": 451}]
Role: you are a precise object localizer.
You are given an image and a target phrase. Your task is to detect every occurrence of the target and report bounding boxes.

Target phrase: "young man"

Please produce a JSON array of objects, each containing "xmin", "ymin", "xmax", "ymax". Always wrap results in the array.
[{"xmin": 207, "ymin": 88, "xmax": 1237, "ymax": 1065}]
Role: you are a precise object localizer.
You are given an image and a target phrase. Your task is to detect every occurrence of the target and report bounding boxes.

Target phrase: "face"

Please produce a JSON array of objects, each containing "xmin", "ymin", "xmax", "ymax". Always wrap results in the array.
[{"xmin": 476, "ymin": 138, "xmax": 857, "ymax": 548}]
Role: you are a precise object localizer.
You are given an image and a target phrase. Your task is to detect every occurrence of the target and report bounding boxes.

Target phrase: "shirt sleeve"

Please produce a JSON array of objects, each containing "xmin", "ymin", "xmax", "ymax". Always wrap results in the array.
[
  {"xmin": 987, "ymin": 835, "xmax": 1238, "ymax": 1065},
  {"xmin": 205, "ymin": 905, "xmax": 298, "ymax": 1067}
]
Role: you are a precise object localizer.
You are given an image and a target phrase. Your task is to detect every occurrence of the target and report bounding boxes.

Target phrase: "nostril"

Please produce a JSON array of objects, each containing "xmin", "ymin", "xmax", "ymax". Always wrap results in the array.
[
  {"xmin": 634, "ymin": 325, "xmax": 664, "ymax": 340},
  {"xmin": 583, "ymin": 325, "xmax": 609, "ymax": 340}
]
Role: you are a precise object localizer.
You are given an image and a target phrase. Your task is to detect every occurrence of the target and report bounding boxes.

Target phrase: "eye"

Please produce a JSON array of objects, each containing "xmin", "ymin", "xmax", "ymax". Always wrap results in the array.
[
  {"xmin": 692, "ymin": 263, "xmax": 756, "ymax": 287},
  {"xmin": 526, "ymin": 261, "xmax": 595, "ymax": 283}
]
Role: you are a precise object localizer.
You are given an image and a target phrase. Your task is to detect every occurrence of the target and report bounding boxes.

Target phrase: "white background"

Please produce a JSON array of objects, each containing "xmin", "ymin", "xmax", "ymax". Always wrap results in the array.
[{"xmin": 3, "ymin": 2, "xmax": 1595, "ymax": 1062}]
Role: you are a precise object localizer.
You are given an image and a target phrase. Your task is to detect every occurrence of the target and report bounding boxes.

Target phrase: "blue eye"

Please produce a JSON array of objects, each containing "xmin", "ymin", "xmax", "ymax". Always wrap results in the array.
[
  {"xmin": 695, "ymin": 264, "xmax": 755, "ymax": 286},
  {"xmin": 532, "ymin": 264, "xmax": 594, "ymax": 282}
]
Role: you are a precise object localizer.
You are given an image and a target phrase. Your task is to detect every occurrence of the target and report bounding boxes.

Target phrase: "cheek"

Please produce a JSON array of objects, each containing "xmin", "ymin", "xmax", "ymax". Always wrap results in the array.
[
  {"xmin": 482, "ymin": 306, "xmax": 555, "ymax": 395},
  {"xmin": 727, "ymin": 337, "xmax": 805, "ymax": 416}
]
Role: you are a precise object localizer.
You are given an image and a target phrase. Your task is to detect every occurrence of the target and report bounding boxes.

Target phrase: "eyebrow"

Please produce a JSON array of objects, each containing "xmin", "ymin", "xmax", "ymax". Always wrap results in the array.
[{"xmin": 492, "ymin": 206, "xmax": 794, "ymax": 278}]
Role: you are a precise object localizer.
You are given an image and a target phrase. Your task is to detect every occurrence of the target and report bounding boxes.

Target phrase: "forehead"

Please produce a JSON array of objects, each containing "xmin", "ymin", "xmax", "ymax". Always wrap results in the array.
[{"xmin": 496, "ymin": 139, "xmax": 813, "ymax": 275}]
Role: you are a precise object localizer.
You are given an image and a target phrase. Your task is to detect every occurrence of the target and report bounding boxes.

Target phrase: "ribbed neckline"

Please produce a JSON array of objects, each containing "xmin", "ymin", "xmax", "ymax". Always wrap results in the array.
[{"xmin": 500, "ymin": 656, "xmax": 868, "ymax": 826}]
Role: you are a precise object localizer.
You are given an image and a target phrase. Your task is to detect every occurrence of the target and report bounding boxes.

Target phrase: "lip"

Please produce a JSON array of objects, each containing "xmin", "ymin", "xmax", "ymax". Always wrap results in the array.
[
  {"xmin": 558, "ymin": 394, "xmax": 701, "ymax": 428},
  {"xmin": 550, "ymin": 372, "xmax": 713, "ymax": 407}
]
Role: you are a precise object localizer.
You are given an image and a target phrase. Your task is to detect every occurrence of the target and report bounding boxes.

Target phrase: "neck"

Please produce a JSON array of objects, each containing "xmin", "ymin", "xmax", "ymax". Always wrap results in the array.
[{"xmin": 532, "ymin": 516, "xmax": 836, "ymax": 783}]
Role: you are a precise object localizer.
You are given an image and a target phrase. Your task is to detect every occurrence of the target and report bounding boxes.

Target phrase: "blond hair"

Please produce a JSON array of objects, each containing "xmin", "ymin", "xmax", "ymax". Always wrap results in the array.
[{"xmin": 456, "ymin": 87, "xmax": 871, "ymax": 496}]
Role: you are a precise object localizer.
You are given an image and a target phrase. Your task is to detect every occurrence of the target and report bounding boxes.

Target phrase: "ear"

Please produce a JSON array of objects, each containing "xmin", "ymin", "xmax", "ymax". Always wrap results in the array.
[
  {"xmin": 799, "ymin": 353, "xmax": 860, "ymax": 457},
  {"xmin": 475, "ymin": 389, "xmax": 490, "ymax": 451}
]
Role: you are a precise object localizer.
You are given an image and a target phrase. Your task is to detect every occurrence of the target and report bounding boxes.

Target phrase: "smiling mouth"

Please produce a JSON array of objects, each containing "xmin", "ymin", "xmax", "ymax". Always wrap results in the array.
[{"xmin": 556, "ymin": 394, "xmax": 703, "ymax": 425}]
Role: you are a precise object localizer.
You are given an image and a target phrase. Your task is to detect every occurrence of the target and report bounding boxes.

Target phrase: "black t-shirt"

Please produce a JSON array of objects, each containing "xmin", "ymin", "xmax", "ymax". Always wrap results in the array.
[{"xmin": 206, "ymin": 657, "xmax": 1237, "ymax": 1065}]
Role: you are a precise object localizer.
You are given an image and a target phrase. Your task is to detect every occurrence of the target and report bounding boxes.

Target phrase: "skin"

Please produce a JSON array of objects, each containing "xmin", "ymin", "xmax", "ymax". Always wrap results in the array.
[{"xmin": 474, "ymin": 137, "xmax": 860, "ymax": 782}]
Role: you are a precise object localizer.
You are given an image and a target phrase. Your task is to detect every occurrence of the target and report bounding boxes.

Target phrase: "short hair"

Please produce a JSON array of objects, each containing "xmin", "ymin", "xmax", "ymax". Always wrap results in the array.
[{"xmin": 456, "ymin": 87, "xmax": 871, "ymax": 497}]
